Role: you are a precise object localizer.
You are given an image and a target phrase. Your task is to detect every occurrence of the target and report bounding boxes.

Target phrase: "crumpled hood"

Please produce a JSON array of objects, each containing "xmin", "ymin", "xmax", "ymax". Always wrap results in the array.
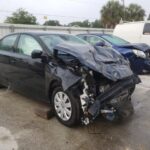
[
  {"xmin": 54, "ymin": 43, "xmax": 133, "ymax": 81},
  {"xmin": 117, "ymin": 43, "xmax": 150, "ymax": 52}
]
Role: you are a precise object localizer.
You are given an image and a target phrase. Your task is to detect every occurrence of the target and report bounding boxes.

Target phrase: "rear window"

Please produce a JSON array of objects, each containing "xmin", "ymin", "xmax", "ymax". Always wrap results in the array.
[{"xmin": 143, "ymin": 23, "xmax": 150, "ymax": 35}]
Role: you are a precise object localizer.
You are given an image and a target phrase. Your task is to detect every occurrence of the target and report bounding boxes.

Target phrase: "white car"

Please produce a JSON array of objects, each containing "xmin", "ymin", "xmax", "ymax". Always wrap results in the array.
[{"xmin": 113, "ymin": 21, "xmax": 150, "ymax": 46}]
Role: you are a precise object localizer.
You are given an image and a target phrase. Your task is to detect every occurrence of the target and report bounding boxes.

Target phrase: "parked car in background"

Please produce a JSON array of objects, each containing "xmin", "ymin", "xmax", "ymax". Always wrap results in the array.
[
  {"xmin": 113, "ymin": 21, "xmax": 150, "ymax": 45},
  {"xmin": 77, "ymin": 34, "xmax": 150, "ymax": 74},
  {"xmin": 0, "ymin": 32, "xmax": 139, "ymax": 126}
]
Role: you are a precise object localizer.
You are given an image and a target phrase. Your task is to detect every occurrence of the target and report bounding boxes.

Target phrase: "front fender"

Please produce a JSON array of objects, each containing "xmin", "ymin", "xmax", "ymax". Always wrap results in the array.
[{"xmin": 46, "ymin": 64, "xmax": 81, "ymax": 91}]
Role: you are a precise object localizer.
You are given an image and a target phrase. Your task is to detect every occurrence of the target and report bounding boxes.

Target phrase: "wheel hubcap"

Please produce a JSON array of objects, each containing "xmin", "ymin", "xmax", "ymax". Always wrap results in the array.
[{"xmin": 54, "ymin": 91, "xmax": 72, "ymax": 121}]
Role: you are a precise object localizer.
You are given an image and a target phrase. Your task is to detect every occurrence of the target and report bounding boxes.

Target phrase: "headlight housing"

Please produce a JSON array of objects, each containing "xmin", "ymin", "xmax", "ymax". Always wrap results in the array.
[{"xmin": 133, "ymin": 49, "xmax": 146, "ymax": 59}]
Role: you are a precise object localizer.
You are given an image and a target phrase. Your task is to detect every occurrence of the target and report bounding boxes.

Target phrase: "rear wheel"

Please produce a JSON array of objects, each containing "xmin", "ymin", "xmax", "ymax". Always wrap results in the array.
[{"xmin": 52, "ymin": 87, "xmax": 81, "ymax": 127}]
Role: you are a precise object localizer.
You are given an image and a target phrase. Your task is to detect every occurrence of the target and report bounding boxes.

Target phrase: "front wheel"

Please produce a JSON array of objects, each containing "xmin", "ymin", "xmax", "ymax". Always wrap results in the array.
[{"xmin": 52, "ymin": 87, "xmax": 81, "ymax": 127}]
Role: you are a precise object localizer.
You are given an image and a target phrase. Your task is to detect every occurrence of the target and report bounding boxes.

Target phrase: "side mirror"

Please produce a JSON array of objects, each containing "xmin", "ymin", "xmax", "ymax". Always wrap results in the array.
[
  {"xmin": 31, "ymin": 50, "xmax": 43, "ymax": 59},
  {"xmin": 95, "ymin": 41, "xmax": 105, "ymax": 47}
]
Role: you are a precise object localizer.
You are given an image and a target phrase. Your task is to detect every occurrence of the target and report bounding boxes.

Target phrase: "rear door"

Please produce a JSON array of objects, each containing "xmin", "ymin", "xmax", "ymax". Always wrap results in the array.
[
  {"xmin": 0, "ymin": 34, "xmax": 18, "ymax": 86},
  {"xmin": 9, "ymin": 34, "xmax": 47, "ymax": 100}
]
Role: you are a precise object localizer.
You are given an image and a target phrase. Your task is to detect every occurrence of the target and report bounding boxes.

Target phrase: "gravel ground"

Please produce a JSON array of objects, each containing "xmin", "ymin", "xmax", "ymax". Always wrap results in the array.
[{"xmin": 0, "ymin": 75, "xmax": 150, "ymax": 150}]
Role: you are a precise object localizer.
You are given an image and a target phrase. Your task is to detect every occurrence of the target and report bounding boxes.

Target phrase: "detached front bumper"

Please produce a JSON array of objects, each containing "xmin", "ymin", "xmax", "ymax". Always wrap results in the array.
[{"xmin": 88, "ymin": 75, "xmax": 140, "ymax": 119}]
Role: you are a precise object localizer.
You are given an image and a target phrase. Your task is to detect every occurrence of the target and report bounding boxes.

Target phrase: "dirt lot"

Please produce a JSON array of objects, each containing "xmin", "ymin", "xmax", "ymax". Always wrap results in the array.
[{"xmin": 0, "ymin": 75, "xmax": 150, "ymax": 150}]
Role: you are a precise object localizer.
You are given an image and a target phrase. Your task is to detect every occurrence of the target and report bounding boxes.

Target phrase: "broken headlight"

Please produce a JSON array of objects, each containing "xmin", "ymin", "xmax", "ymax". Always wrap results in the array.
[{"xmin": 133, "ymin": 49, "xmax": 146, "ymax": 59}]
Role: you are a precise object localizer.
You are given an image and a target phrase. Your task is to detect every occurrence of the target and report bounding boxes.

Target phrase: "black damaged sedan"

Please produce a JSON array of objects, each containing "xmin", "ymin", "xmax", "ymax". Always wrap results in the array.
[{"xmin": 0, "ymin": 32, "xmax": 140, "ymax": 126}]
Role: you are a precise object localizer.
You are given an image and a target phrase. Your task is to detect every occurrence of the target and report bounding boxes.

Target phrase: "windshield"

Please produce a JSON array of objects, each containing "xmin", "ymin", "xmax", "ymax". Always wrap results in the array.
[
  {"xmin": 101, "ymin": 35, "xmax": 129, "ymax": 46},
  {"xmin": 40, "ymin": 34, "xmax": 87, "ymax": 51},
  {"xmin": 40, "ymin": 35, "xmax": 64, "ymax": 51},
  {"xmin": 57, "ymin": 34, "xmax": 87, "ymax": 44}
]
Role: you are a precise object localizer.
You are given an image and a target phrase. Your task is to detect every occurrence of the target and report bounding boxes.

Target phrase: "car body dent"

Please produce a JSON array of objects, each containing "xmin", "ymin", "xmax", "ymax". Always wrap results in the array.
[
  {"xmin": 54, "ymin": 43, "xmax": 133, "ymax": 82},
  {"xmin": 51, "ymin": 66, "xmax": 81, "ymax": 91},
  {"xmin": 0, "ymin": 32, "xmax": 140, "ymax": 125},
  {"xmin": 77, "ymin": 34, "xmax": 150, "ymax": 74}
]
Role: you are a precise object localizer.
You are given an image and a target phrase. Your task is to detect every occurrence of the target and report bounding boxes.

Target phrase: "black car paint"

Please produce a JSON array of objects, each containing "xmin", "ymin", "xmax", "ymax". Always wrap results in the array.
[
  {"xmin": 0, "ymin": 33, "xmax": 51, "ymax": 101},
  {"xmin": 54, "ymin": 43, "xmax": 133, "ymax": 82},
  {"xmin": 88, "ymin": 75, "xmax": 140, "ymax": 117},
  {"xmin": 0, "ymin": 32, "xmax": 141, "ymax": 125},
  {"xmin": 0, "ymin": 32, "xmax": 137, "ymax": 105},
  {"xmin": 0, "ymin": 33, "xmax": 86, "ymax": 102}
]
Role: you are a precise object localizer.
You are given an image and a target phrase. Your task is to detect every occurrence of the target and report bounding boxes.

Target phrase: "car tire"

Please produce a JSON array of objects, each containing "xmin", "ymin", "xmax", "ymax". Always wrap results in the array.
[{"xmin": 52, "ymin": 87, "xmax": 81, "ymax": 127}]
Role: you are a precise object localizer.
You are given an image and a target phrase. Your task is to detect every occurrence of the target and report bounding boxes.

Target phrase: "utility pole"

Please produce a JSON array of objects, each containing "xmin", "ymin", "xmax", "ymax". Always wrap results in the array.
[{"xmin": 121, "ymin": 0, "xmax": 125, "ymax": 21}]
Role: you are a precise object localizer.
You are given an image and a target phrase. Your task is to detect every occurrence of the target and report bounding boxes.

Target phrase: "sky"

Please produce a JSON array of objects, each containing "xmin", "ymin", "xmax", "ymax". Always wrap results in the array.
[{"xmin": 0, "ymin": 0, "xmax": 149, "ymax": 25}]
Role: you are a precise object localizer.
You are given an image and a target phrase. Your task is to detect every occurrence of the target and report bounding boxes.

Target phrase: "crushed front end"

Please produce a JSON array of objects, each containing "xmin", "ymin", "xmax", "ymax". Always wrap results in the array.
[
  {"xmin": 78, "ymin": 68, "xmax": 140, "ymax": 124},
  {"xmin": 53, "ymin": 43, "xmax": 141, "ymax": 125}
]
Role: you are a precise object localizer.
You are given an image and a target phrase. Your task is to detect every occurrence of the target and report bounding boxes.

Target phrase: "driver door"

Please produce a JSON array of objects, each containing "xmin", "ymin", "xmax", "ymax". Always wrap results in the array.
[{"xmin": 9, "ymin": 34, "xmax": 47, "ymax": 100}]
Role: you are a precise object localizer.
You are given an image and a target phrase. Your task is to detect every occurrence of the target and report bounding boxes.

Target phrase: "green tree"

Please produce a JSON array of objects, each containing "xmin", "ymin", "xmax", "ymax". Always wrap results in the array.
[
  {"xmin": 68, "ymin": 19, "xmax": 102, "ymax": 28},
  {"xmin": 91, "ymin": 19, "xmax": 102, "ymax": 28},
  {"xmin": 81, "ymin": 20, "xmax": 91, "ymax": 27},
  {"xmin": 100, "ymin": 1, "xmax": 124, "ymax": 28},
  {"xmin": 68, "ymin": 20, "xmax": 90, "ymax": 27},
  {"xmin": 100, "ymin": 1, "xmax": 145, "ymax": 28},
  {"xmin": 68, "ymin": 21, "xmax": 82, "ymax": 27},
  {"xmin": 43, "ymin": 20, "xmax": 61, "ymax": 26},
  {"xmin": 126, "ymin": 4, "xmax": 145, "ymax": 21},
  {"xmin": 5, "ymin": 8, "xmax": 37, "ymax": 24}
]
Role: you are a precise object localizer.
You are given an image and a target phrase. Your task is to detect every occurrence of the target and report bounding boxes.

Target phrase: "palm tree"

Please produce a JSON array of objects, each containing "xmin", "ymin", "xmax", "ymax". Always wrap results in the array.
[
  {"xmin": 126, "ymin": 4, "xmax": 145, "ymax": 21},
  {"xmin": 100, "ymin": 1, "xmax": 124, "ymax": 28}
]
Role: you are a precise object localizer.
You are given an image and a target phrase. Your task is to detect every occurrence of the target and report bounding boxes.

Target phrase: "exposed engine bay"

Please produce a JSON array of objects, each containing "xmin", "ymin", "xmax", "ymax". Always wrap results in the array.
[
  {"xmin": 51, "ymin": 43, "xmax": 140, "ymax": 125},
  {"xmin": 79, "ymin": 68, "xmax": 138, "ymax": 125}
]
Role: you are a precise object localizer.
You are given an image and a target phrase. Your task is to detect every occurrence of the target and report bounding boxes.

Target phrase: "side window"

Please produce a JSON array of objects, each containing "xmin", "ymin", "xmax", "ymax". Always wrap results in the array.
[
  {"xmin": 86, "ymin": 36, "xmax": 103, "ymax": 45},
  {"xmin": 0, "ymin": 34, "xmax": 18, "ymax": 51},
  {"xmin": 143, "ymin": 23, "xmax": 150, "ymax": 35},
  {"xmin": 17, "ymin": 34, "xmax": 42, "ymax": 56}
]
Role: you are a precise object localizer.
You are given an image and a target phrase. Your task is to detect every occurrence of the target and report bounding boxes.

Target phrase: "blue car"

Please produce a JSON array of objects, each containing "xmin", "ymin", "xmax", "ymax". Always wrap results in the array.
[{"xmin": 77, "ymin": 34, "xmax": 150, "ymax": 74}]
